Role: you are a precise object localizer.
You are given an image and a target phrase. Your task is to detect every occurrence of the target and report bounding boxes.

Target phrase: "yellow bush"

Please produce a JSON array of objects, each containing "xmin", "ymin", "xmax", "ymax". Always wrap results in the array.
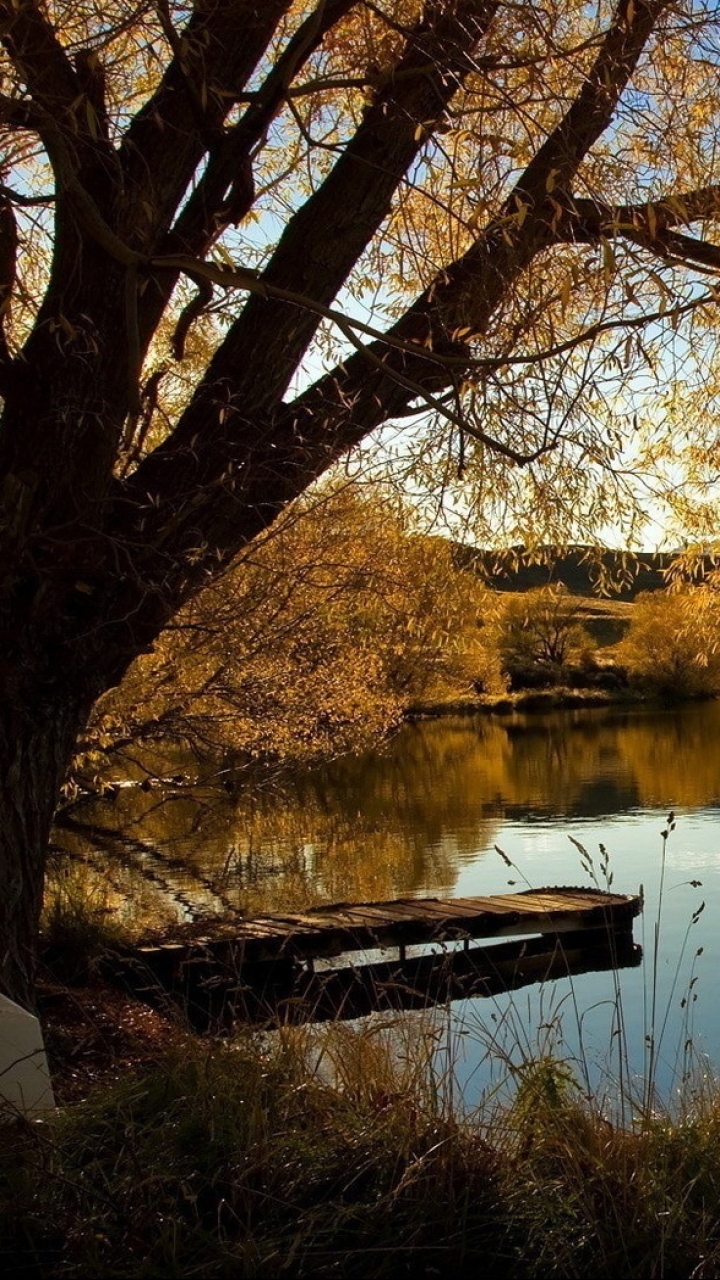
[
  {"xmin": 620, "ymin": 588, "xmax": 720, "ymax": 697},
  {"xmin": 89, "ymin": 484, "xmax": 487, "ymax": 764}
]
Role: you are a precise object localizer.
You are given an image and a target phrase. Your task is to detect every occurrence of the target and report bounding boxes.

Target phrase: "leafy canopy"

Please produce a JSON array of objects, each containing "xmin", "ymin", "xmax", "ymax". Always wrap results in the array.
[{"xmin": 3, "ymin": 0, "xmax": 720, "ymax": 655}]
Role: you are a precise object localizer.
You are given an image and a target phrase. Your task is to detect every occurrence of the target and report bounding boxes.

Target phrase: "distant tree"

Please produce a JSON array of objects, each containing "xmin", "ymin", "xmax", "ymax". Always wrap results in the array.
[
  {"xmin": 620, "ymin": 590, "xmax": 720, "ymax": 698},
  {"xmin": 492, "ymin": 585, "xmax": 591, "ymax": 685}
]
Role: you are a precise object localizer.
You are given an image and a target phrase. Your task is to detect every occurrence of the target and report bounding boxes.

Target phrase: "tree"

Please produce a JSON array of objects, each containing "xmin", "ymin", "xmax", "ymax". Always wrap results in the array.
[
  {"xmin": 492, "ymin": 584, "xmax": 590, "ymax": 685},
  {"xmin": 3, "ymin": 0, "xmax": 720, "ymax": 1005},
  {"xmin": 620, "ymin": 588, "xmax": 720, "ymax": 697},
  {"xmin": 85, "ymin": 482, "xmax": 487, "ymax": 768}
]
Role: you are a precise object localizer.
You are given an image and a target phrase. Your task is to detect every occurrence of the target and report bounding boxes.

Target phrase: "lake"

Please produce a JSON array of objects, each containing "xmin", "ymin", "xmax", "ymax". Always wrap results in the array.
[{"xmin": 54, "ymin": 699, "xmax": 720, "ymax": 1108}]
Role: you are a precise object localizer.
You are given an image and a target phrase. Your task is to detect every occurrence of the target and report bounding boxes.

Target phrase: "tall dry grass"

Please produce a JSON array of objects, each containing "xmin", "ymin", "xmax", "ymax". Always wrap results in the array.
[{"xmin": 5, "ymin": 825, "xmax": 720, "ymax": 1277}]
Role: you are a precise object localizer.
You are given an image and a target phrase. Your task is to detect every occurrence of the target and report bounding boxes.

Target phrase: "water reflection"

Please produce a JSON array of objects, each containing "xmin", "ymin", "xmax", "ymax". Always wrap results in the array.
[
  {"xmin": 51, "ymin": 700, "xmax": 720, "ymax": 936},
  {"xmin": 50, "ymin": 699, "xmax": 720, "ymax": 1101}
]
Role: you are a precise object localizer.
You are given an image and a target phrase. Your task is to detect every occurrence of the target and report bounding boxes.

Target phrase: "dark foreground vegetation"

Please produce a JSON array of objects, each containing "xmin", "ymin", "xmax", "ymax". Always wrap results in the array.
[{"xmin": 3, "ymin": 969, "xmax": 720, "ymax": 1280}]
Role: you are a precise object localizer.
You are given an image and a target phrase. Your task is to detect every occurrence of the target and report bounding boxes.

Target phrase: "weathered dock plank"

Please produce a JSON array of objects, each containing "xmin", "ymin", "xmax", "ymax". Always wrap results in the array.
[
  {"xmin": 109, "ymin": 886, "xmax": 643, "ymax": 1031},
  {"xmin": 117, "ymin": 886, "xmax": 641, "ymax": 1010}
]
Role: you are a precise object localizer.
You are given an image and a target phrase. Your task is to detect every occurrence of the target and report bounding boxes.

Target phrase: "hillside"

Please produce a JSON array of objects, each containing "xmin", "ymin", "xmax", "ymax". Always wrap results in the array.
[{"xmin": 453, "ymin": 545, "xmax": 674, "ymax": 600}]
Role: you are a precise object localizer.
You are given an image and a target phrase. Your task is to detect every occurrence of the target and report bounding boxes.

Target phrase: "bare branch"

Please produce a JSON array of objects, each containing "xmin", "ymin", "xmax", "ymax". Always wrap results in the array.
[{"xmin": 0, "ymin": 181, "xmax": 53, "ymax": 207}]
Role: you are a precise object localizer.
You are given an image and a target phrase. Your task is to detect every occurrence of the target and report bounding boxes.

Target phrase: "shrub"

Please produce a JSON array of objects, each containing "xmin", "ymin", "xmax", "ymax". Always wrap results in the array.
[
  {"xmin": 87, "ymin": 484, "xmax": 489, "ymax": 766},
  {"xmin": 620, "ymin": 588, "xmax": 720, "ymax": 698},
  {"xmin": 491, "ymin": 586, "xmax": 593, "ymax": 689}
]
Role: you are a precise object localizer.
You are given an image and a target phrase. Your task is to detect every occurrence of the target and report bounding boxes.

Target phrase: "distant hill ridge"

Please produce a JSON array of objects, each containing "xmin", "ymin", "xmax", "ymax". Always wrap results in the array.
[{"xmin": 452, "ymin": 546, "xmax": 675, "ymax": 600}]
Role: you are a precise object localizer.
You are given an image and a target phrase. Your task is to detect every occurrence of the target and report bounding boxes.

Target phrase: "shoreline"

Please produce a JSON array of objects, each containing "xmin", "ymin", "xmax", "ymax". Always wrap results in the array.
[{"xmin": 406, "ymin": 684, "xmax": 651, "ymax": 719}]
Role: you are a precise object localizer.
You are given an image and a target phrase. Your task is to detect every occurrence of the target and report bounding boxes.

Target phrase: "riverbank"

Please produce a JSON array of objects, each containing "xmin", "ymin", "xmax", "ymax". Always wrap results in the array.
[
  {"xmin": 407, "ymin": 683, "xmax": 648, "ymax": 718},
  {"xmin": 5, "ymin": 971, "xmax": 720, "ymax": 1279}
]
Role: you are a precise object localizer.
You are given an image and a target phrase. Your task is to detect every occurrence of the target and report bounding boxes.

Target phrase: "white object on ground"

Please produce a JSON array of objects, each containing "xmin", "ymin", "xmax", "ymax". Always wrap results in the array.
[{"xmin": 0, "ymin": 992, "xmax": 55, "ymax": 1118}]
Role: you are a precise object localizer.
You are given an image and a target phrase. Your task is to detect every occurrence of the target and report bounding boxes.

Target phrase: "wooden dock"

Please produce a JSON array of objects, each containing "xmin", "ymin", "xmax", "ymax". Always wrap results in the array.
[{"xmin": 114, "ymin": 886, "xmax": 642, "ymax": 1029}]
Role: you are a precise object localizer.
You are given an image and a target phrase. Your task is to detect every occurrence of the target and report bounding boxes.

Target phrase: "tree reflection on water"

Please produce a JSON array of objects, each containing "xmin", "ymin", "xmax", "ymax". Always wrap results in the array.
[{"xmin": 50, "ymin": 701, "xmax": 720, "ymax": 935}]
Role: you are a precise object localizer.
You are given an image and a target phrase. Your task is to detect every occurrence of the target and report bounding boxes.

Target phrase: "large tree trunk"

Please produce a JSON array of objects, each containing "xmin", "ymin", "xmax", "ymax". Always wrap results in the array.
[{"xmin": 0, "ymin": 681, "xmax": 91, "ymax": 1010}]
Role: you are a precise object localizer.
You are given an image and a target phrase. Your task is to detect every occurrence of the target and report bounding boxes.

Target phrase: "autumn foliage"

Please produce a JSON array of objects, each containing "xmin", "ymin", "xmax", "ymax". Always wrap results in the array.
[
  {"xmin": 87, "ymin": 484, "xmax": 488, "ymax": 765},
  {"xmin": 620, "ymin": 589, "xmax": 720, "ymax": 698}
]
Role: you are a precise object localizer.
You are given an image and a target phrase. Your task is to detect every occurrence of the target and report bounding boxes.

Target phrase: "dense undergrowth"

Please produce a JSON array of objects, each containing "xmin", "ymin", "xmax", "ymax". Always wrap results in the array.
[{"xmin": 4, "ymin": 1017, "xmax": 720, "ymax": 1279}]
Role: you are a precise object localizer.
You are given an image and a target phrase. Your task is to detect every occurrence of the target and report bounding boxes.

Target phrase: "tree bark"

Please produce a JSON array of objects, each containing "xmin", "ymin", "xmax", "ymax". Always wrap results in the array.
[{"xmin": 0, "ymin": 680, "xmax": 91, "ymax": 1010}]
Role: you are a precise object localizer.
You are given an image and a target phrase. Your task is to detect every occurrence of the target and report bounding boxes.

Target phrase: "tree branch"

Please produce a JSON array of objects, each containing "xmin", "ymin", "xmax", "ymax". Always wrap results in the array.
[
  {"xmin": 569, "ymin": 185, "xmax": 720, "ymax": 273},
  {"xmin": 0, "ymin": 181, "xmax": 53, "ymax": 207},
  {"xmin": 572, "ymin": 186, "xmax": 720, "ymax": 243},
  {"xmin": 135, "ymin": 0, "xmax": 357, "ymax": 355},
  {"xmin": 141, "ymin": 0, "xmax": 503, "ymax": 447},
  {"xmin": 0, "ymin": 0, "xmax": 80, "ymax": 119},
  {"xmin": 169, "ymin": 0, "xmax": 357, "ymax": 253},
  {"xmin": 271, "ymin": 0, "xmax": 674, "ymax": 461},
  {"xmin": 106, "ymin": 0, "xmax": 670, "ymax": 607},
  {"xmin": 115, "ymin": 0, "xmax": 295, "ymax": 250}
]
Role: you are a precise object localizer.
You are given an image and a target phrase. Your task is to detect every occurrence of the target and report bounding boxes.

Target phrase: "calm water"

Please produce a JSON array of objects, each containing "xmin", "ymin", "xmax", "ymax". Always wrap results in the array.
[{"xmin": 55, "ymin": 699, "xmax": 720, "ymax": 1105}]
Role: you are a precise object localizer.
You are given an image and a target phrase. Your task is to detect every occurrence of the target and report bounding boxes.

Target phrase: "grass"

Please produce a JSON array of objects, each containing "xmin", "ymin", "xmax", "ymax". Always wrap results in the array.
[
  {"xmin": 2, "ymin": 1028, "xmax": 504, "ymax": 1278},
  {"xmin": 6, "ymin": 1018, "xmax": 720, "ymax": 1278},
  {"xmin": 41, "ymin": 861, "xmax": 130, "ymax": 983},
  {"xmin": 6, "ymin": 827, "xmax": 720, "ymax": 1277}
]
